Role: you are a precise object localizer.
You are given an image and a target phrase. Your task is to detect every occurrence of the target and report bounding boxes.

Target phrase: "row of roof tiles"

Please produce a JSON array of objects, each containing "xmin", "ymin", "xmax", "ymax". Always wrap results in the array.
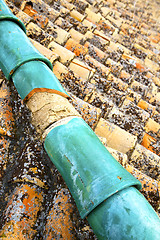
[{"xmin": 0, "ymin": 0, "xmax": 160, "ymax": 238}]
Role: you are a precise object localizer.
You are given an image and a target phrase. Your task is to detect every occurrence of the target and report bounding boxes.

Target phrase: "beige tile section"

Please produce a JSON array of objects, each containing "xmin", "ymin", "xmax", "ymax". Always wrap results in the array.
[
  {"xmin": 69, "ymin": 59, "xmax": 94, "ymax": 80},
  {"xmin": 85, "ymin": 8, "xmax": 102, "ymax": 24},
  {"xmin": 48, "ymin": 41, "xmax": 75, "ymax": 64},
  {"xmin": 130, "ymin": 143, "xmax": 160, "ymax": 180},
  {"xmin": 53, "ymin": 61, "xmax": 69, "ymax": 79},
  {"xmin": 27, "ymin": 92, "xmax": 80, "ymax": 133},
  {"xmin": 95, "ymin": 118, "xmax": 137, "ymax": 153},
  {"xmin": 144, "ymin": 118, "xmax": 160, "ymax": 135}
]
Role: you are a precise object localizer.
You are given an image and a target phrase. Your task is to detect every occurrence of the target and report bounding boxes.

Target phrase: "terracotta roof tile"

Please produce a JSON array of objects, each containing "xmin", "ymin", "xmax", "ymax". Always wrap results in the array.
[
  {"xmin": 95, "ymin": 118, "xmax": 137, "ymax": 153},
  {"xmin": 48, "ymin": 41, "xmax": 75, "ymax": 64},
  {"xmin": 1, "ymin": 0, "xmax": 160, "ymax": 235}
]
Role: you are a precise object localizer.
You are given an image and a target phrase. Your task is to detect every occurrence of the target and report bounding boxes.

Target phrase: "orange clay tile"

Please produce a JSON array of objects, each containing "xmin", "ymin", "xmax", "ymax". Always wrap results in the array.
[
  {"xmin": 0, "ymin": 136, "xmax": 10, "ymax": 185},
  {"xmin": 120, "ymin": 70, "xmax": 131, "ymax": 80},
  {"xmin": 93, "ymin": 29, "xmax": 110, "ymax": 44},
  {"xmin": 122, "ymin": 53, "xmax": 146, "ymax": 72},
  {"xmin": 60, "ymin": 0, "xmax": 75, "ymax": 10},
  {"xmin": 95, "ymin": 118, "xmax": 137, "ymax": 154},
  {"xmin": 144, "ymin": 118, "xmax": 160, "ymax": 136},
  {"xmin": 0, "ymin": 184, "xmax": 43, "ymax": 239},
  {"xmin": 144, "ymin": 57, "xmax": 159, "ymax": 72},
  {"xmin": 69, "ymin": 58, "xmax": 95, "ymax": 80},
  {"xmin": 44, "ymin": 188, "xmax": 76, "ymax": 240},
  {"xmin": 52, "ymin": 61, "xmax": 69, "ymax": 80},
  {"xmin": 141, "ymin": 133, "xmax": 159, "ymax": 156},
  {"xmin": 16, "ymin": 10, "xmax": 32, "ymax": 26},
  {"xmin": 0, "ymin": 81, "xmax": 14, "ymax": 137},
  {"xmin": 82, "ymin": 18, "xmax": 96, "ymax": 31},
  {"xmin": 23, "ymin": 4, "xmax": 49, "ymax": 29},
  {"xmin": 137, "ymin": 100, "xmax": 156, "ymax": 117},
  {"xmin": 106, "ymin": 58, "xmax": 123, "ymax": 76},
  {"xmin": 48, "ymin": 41, "xmax": 75, "ymax": 65},
  {"xmin": 70, "ymin": 9, "xmax": 86, "ymax": 22},
  {"xmin": 30, "ymin": 38, "xmax": 59, "ymax": 63},
  {"xmin": 85, "ymin": 54, "xmax": 110, "ymax": 78},
  {"xmin": 96, "ymin": 19, "xmax": 115, "ymax": 34},
  {"xmin": 85, "ymin": 8, "xmax": 102, "ymax": 24},
  {"xmin": 65, "ymin": 38, "xmax": 88, "ymax": 57},
  {"xmin": 46, "ymin": 22, "xmax": 70, "ymax": 45},
  {"xmin": 126, "ymin": 89, "xmax": 141, "ymax": 104},
  {"xmin": 84, "ymin": 41, "xmax": 107, "ymax": 61},
  {"xmin": 69, "ymin": 28, "xmax": 86, "ymax": 43},
  {"xmin": 70, "ymin": 94, "xmax": 101, "ymax": 129},
  {"xmin": 100, "ymin": 6, "xmax": 112, "ymax": 17},
  {"xmin": 130, "ymin": 143, "xmax": 160, "ymax": 180}
]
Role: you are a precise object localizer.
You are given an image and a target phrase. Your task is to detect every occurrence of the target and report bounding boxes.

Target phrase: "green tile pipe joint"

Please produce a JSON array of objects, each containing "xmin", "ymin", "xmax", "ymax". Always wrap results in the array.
[
  {"xmin": 12, "ymin": 61, "xmax": 69, "ymax": 100},
  {"xmin": 0, "ymin": 0, "xmax": 26, "ymax": 32},
  {"xmin": 87, "ymin": 187, "xmax": 160, "ymax": 240},
  {"xmin": 0, "ymin": 20, "xmax": 52, "ymax": 80},
  {"xmin": 44, "ymin": 117, "xmax": 141, "ymax": 219}
]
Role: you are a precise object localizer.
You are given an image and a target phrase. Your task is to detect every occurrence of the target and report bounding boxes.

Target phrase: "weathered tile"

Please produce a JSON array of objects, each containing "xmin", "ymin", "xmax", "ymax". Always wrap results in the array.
[
  {"xmin": 84, "ymin": 42, "xmax": 107, "ymax": 64},
  {"xmin": 65, "ymin": 38, "xmax": 88, "ymax": 57},
  {"xmin": 69, "ymin": 28, "xmax": 86, "ymax": 44},
  {"xmin": 44, "ymin": 188, "xmax": 76, "ymax": 240},
  {"xmin": 137, "ymin": 100, "xmax": 156, "ymax": 117},
  {"xmin": 22, "ymin": 0, "xmax": 59, "ymax": 22},
  {"xmin": 85, "ymin": 7, "xmax": 102, "ymax": 24},
  {"xmin": 141, "ymin": 133, "xmax": 159, "ymax": 156},
  {"xmin": 82, "ymin": 19, "xmax": 96, "ymax": 33},
  {"xmin": 54, "ymin": 17, "xmax": 73, "ymax": 31},
  {"xmin": 16, "ymin": 9, "xmax": 32, "ymax": 26},
  {"xmin": 0, "ymin": 81, "xmax": 14, "ymax": 137},
  {"xmin": 104, "ymin": 87, "xmax": 126, "ymax": 106},
  {"xmin": 107, "ymin": 74, "xmax": 128, "ymax": 91},
  {"xmin": 130, "ymin": 80, "xmax": 148, "ymax": 98},
  {"xmin": 145, "ymin": 58, "xmax": 160, "ymax": 72},
  {"xmin": 22, "ymin": 2, "xmax": 49, "ymax": 28},
  {"xmin": 121, "ymin": 99, "xmax": 150, "ymax": 123},
  {"xmin": 125, "ymin": 164, "xmax": 159, "ymax": 211},
  {"xmin": 85, "ymin": 31, "xmax": 107, "ymax": 51},
  {"xmin": 69, "ymin": 59, "xmax": 94, "ymax": 80},
  {"xmin": 85, "ymin": 88, "xmax": 114, "ymax": 116},
  {"xmin": 85, "ymin": 55, "xmax": 110, "ymax": 78},
  {"xmin": 61, "ymin": 71, "xmax": 88, "ymax": 98},
  {"xmin": 96, "ymin": 19, "xmax": 116, "ymax": 35},
  {"xmin": 0, "ymin": 184, "xmax": 43, "ymax": 239},
  {"xmin": 46, "ymin": 22, "xmax": 70, "ymax": 45},
  {"xmin": 26, "ymin": 22, "xmax": 54, "ymax": 47},
  {"xmin": 70, "ymin": 94, "xmax": 101, "ymax": 129},
  {"xmin": 95, "ymin": 118, "xmax": 137, "ymax": 154},
  {"xmin": 93, "ymin": 29, "xmax": 110, "ymax": 45},
  {"xmin": 106, "ymin": 58, "xmax": 123, "ymax": 77},
  {"xmin": 130, "ymin": 143, "xmax": 160, "ymax": 180},
  {"xmin": 30, "ymin": 38, "xmax": 59, "ymax": 63},
  {"xmin": 53, "ymin": 61, "xmax": 69, "ymax": 80},
  {"xmin": 70, "ymin": 9, "xmax": 86, "ymax": 22},
  {"xmin": 48, "ymin": 41, "xmax": 75, "ymax": 65}
]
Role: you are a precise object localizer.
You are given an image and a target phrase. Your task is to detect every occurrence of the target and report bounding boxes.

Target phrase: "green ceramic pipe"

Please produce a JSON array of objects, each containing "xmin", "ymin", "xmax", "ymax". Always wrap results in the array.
[
  {"xmin": 0, "ymin": 19, "xmax": 52, "ymax": 80},
  {"xmin": 12, "ymin": 61, "xmax": 69, "ymax": 99},
  {"xmin": 0, "ymin": 0, "xmax": 26, "ymax": 32},
  {"xmin": 0, "ymin": 1, "xmax": 160, "ymax": 239}
]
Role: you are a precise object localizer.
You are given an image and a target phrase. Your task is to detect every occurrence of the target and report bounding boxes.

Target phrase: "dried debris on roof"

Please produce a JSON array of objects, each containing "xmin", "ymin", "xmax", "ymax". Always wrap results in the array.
[{"xmin": 0, "ymin": 0, "xmax": 160, "ymax": 238}]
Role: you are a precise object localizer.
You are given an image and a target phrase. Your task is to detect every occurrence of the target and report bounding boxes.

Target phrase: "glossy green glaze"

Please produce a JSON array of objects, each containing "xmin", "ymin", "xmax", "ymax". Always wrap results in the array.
[
  {"xmin": 12, "ymin": 61, "xmax": 69, "ymax": 99},
  {"xmin": 0, "ymin": 20, "xmax": 52, "ymax": 80},
  {"xmin": 44, "ymin": 117, "xmax": 141, "ymax": 218},
  {"xmin": 0, "ymin": 0, "xmax": 26, "ymax": 32},
  {"xmin": 87, "ymin": 187, "xmax": 160, "ymax": 240}
]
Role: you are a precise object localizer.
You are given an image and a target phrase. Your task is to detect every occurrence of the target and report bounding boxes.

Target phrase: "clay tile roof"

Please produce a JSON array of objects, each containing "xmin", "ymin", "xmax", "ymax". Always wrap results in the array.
[{"xmin": 0, "ymin": 0, "xmax": 160, "ymax": 238}]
